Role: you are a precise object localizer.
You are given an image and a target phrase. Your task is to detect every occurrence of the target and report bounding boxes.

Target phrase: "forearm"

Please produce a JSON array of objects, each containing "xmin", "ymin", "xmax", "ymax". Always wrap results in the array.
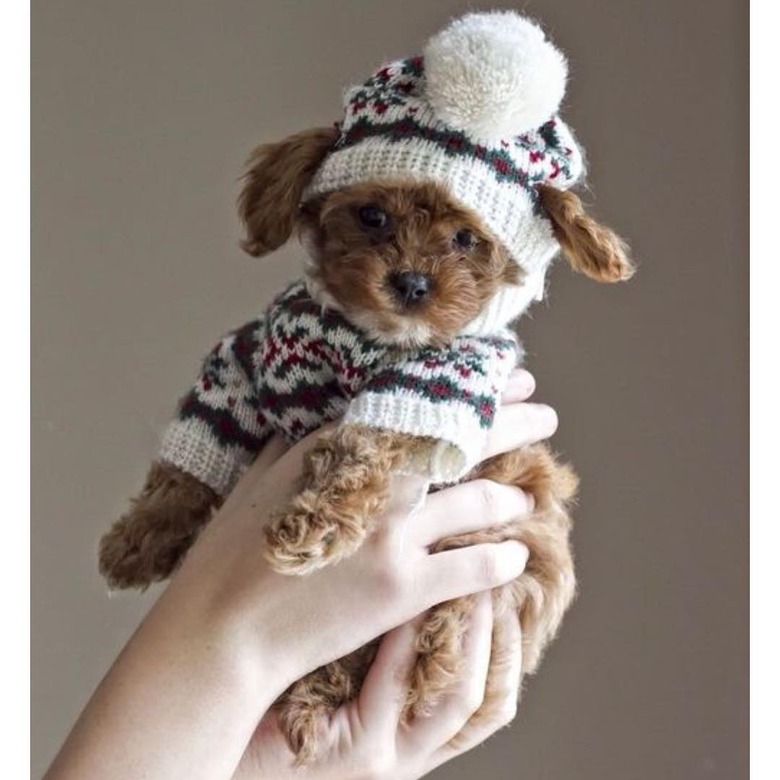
[
  {"xmin": 46, "ymin": 376, "xmax": 549, "ymax": 779},
  {"xmin": 45, "ymin": 582, "xmax": 280, "ymax": 780}
]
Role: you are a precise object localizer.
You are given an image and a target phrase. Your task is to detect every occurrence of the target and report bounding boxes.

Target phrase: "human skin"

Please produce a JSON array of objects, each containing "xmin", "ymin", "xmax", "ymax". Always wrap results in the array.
[
  {"xmin": 44, "ymin": 368, "xmax": 556, "ymax": 780},
  {"xmin": 232, "ymin": 591, "xmax": 524, "ymax": 780}
]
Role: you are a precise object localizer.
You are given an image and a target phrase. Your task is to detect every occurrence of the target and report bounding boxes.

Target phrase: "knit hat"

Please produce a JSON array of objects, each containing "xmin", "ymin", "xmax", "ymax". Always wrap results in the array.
[{"xmin": 304, "ymin": 11, "xmax": 585, "ymax": 323}]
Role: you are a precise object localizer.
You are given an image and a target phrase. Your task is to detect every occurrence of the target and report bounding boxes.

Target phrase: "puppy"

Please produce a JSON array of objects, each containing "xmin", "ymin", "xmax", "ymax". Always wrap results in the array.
[{"xmin": 98, "ymin": 12, "xmax": 633, "ymax": 763}]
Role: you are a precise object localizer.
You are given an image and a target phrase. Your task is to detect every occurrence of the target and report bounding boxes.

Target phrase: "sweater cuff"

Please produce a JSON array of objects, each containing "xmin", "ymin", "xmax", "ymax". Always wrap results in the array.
[
  {"xmin": 159, "ymin": 418, "xmax": 251, "ymax": 496},
  {"xmin": 343, "ymin": 392, "xmax": 488, "ymax": 482}
]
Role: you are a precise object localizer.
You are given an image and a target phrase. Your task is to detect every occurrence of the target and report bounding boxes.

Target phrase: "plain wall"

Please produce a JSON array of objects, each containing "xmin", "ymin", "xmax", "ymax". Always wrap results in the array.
[{"xmin": 32, "ymin": 1, "xmax": 748, "ymax": 778}]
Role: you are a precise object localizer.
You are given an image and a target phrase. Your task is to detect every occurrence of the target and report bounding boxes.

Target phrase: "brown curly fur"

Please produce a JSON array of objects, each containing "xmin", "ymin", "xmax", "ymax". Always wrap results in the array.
[
  {"xmin": 238, "ymin": 125, "xmax": 340, "ymax": 257},
  {"xmin": 537, "ymin": 183, "xmax": 635, "ymax": 283},
  {"xmin": 98, "ymin": 461, "xmax": 220, "ymax": 590},
  {"xmin": 297, "ymin": 180, "xmax": 523, "ymax": 346},
  {"xmin": 99, "ymin": 126, "xmax": 632, "ymax": 763},
  {"xmin": 263, "ymin": 426, "xmax": 432, "ymax": 575},
  {"xmin": 268, "ymin": 439, "xmax": 578, "ymax": 765}
]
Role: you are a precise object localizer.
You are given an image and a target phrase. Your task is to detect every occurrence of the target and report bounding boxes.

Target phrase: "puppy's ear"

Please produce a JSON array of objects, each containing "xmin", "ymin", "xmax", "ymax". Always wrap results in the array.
[
  {"xmin": 538, "ymin": 183, "xmax": 635, "ymax": 283},
  {"xmin": 238, "ymin": 126, "xmax": 338, "ymax": 257}
]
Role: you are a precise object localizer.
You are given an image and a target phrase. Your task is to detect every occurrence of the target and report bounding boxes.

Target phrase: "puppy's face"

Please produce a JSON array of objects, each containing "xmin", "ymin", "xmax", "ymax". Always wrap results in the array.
[{"xmin": 299, "ymin": 180, "xmax": 523, "ymax": 347}]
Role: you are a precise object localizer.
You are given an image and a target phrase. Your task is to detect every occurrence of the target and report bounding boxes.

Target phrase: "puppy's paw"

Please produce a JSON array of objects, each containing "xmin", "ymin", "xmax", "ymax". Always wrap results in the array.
[
  {"xmin": 473, "ymin": 442, "xmax": 578, "ymax": 513},
  {"xmin": 466, "ymin": 444, "xmax": 578, "ymax": 673},
  {"xmin": 263, "ymin": 489, "xmax": 369, "ymax": 575},
  {"xmin": 99, "ymin": 462, "xmax": 218, "ymax": 590},
  {"xmin": 263, "ymin": 424, "xmax": 410, "ymax": 575}
]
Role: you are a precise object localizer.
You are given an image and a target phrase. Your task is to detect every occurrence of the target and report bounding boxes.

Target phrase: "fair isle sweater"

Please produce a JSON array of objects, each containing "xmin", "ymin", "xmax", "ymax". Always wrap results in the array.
[{"xmin": 160, "ymin": 281, "xmax": 520, "ymax": 496}]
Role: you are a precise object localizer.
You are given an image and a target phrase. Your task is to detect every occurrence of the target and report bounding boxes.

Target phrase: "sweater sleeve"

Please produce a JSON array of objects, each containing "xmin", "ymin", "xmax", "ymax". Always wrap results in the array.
[
  {"xmin": 343, "ymin": 333, "xmax": 520, "ymax": 482},
  {"xmin": 158, "ymin": 319, "xmax": 272, "ymax": 496}
]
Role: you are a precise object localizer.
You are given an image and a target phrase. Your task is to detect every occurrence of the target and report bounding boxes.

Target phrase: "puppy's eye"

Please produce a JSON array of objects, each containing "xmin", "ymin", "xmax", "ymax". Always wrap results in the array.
[
  {"xmin": 358, "ymin": 204, "xmax": 388, "ymax": 229},
  {"xmin": 453, "ymin": 229, "xmax": 478, "ymax": 251}
]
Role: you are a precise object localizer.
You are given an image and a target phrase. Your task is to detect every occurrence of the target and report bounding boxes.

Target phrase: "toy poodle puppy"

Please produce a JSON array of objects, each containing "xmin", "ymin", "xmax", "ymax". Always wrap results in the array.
[{"xmin": 99, "ymin": 11, "xmax": 633, "ymax": 763}]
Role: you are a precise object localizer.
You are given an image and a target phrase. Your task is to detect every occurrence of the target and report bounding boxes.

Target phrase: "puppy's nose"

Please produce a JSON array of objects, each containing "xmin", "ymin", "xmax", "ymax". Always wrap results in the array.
[{"xmin": 390, "ymin": 272, "xmax": 431, "ymax": 305}]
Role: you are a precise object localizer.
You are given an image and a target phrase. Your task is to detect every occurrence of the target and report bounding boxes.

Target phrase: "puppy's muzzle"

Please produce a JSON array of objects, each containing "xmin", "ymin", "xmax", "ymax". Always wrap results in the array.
[{"xmin": 389, "ymin": 271, "xmax": 431, "ymax": 307}]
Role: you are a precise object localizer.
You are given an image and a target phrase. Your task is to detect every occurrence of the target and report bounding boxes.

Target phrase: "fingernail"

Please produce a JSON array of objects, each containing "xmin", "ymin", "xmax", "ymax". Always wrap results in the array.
[
  {"xmin": 510, "ymin": 486, "xmax": 534, "ymax": 516},
  {"xmin": 547, "ymin": 406, "xmax": 559, "ymax": 434},
  {"xmin": 506, "ymin": 370, "xmax": 535, "ymax": 398},
  {"xmin": 536, "ymin": 404, "xmax": 559, "ymax": 435},
  {"xmin": 506, "ymin": 540, "xmax": 529, "ymax": 572},
  {"xmin": 525, "ymin": 491, "xmax": 535, "ymax": 514}
]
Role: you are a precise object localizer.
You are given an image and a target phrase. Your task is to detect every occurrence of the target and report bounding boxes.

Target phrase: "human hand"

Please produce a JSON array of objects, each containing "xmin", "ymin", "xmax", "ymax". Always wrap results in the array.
[
  {"xmin": 162, "ymin": 368, "xmax": 554, "ymax": 696},
  {"xmin": 233, "ymin": 591, "xmax": 523, "ymax": 780},
  {"xmin": 45, "ymin": 369, "xmax": 554, "ymax": 780}
]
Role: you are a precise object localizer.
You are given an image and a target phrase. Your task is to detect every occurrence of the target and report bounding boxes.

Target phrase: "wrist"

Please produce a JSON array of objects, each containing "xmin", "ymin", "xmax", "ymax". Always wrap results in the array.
[
  {"xmin": 156, "ymin": 600, "xmax": 283, "ymax": 719},
  {"xmin": 156, "ymin": 559, "xmax": 298, "ymax": 708}
]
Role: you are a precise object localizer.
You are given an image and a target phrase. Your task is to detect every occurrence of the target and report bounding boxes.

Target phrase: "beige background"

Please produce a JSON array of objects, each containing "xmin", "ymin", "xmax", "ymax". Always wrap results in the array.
[{"xmin": 32, "ymin": 1, "xmax": 748, "ymax": 778}]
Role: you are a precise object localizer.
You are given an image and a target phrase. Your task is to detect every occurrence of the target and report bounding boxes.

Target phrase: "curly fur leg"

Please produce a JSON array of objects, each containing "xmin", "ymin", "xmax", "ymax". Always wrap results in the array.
[
  {"xmin": 98, "ymin": 461, "xmax": 219, "ymax": 590},
  {"xmin": 263, "ymin": 425, "xmax": 422, "ymax": 575},
  {"xmin": 276, "ymin": 643, "xmax": 378, "ymax": 765},
  {"xmin": 470, "ymin": 444, "xmax": 578, "ymax": 674},
  {"xmin": 476, "ymin": 443, "xmax": 579, "ymax": 515},
  {"xmin": 274, "ymin": 443, "xmax": 579, "ymax": 761},
  {"xmin": 426, "ymin": 445, "xmax": 577, "ymax": 676}
]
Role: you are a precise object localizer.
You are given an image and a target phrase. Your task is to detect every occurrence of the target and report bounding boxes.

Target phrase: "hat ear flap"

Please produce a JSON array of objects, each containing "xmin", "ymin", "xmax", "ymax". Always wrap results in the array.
[
  {"xmin": 538, "ymin": 183, "xmax": 635, "ymax": 283},
  {"xmin": 238, "ymin": 126, "xmax": 339, "ymax": 257}
]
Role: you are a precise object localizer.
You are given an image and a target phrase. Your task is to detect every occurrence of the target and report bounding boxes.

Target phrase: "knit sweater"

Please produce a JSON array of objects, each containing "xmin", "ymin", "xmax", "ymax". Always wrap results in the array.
[{"xmin": 160, "ymin": 281, "xmax": 520, "ymax": 496}]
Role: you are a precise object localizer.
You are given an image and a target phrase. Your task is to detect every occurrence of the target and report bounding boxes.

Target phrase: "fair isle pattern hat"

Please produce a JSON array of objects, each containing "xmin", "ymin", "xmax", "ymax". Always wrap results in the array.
[{"xmin": 304, "ymin": 11, "xmax": 586, "ymax": 298}]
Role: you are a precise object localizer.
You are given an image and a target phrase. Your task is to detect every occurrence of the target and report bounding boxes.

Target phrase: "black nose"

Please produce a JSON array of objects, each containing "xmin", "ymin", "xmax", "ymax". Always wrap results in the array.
[{"xmin": 390, "ymin": 272, "xmax": 431, "ymax": 305}]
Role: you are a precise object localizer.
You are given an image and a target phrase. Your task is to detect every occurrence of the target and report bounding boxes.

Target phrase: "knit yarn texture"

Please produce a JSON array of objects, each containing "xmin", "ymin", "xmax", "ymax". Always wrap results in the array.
[
  {"xmin": 160, "ymin": 281, "xmax": 520, "ymax": 495},
  {"xmin": 304, "ymin": 55, "xmax": 584, "ymax": 277}
]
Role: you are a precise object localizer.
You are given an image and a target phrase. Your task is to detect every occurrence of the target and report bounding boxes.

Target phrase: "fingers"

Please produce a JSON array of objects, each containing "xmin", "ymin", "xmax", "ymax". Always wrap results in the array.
[
  {"xmin": 429, "ymin": 609, "xmax": 523, "ymax": 768},
  {"xmin": 405, "ymin": 592, "xmax": 494, "ymax": 748},
  {"xmin": 358, "ymin": 615, "xmax": 426, "ymax": 734},
  {"xmin": 501, "ymin": 369, "xmax": 536, "ymax": 404},
  {"xmin": 413, "ymin": 479, "xmax": 534, "ymax": 548},
  {"xmin": 417, "ymin": 541, "xmax": 528, "ymax": 609},
  {"xmin": 481, "ymin": 401, "xmax": 558, "ymax": 461},
  {"xmin": 486, "ymin": 607, "xmax": 523, "ymax": 729},
  {"xmin": 382, "ymin": 473, "xmax": 432, "ymax": 519}
]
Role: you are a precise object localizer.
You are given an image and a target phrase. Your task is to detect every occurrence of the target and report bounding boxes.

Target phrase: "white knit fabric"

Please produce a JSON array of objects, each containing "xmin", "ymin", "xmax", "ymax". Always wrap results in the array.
[
  {"xmin": 306, "ymin": 129, "xmax": 572, "ymax": 276},
  {"xmin": 303, "ymin": 11, "xmax": 585, "ymax": 281},
  {"xmin": 343, "ymin": 336, "xmax": 518, "ymax": 481},
  {"xmin": 160, "ymin": 418, "xmax": 252, "ymax": 495},
  {"xmin": 159, "ymin": 281, "xmax": 521, "ymax": 494},
  {"xmin": 460, "ymin": 269, "xmax": 549, "ymax": 337}
]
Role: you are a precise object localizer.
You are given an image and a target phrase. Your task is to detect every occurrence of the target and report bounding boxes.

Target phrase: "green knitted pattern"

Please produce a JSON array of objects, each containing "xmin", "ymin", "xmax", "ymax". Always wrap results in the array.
[
  {"xmin": 333, "ymin": 57, "xmax": 578, "ymax": 201},
  {"xmin": 161, "ymin": 281, "xmax": 519, "ymax": 494}
]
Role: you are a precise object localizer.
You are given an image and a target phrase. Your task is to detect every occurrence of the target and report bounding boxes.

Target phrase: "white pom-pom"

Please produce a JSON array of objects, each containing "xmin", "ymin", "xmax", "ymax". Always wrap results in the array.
[{"xmin": 423, "ymin": 12, "xmax": 568, "ymax": 139}]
